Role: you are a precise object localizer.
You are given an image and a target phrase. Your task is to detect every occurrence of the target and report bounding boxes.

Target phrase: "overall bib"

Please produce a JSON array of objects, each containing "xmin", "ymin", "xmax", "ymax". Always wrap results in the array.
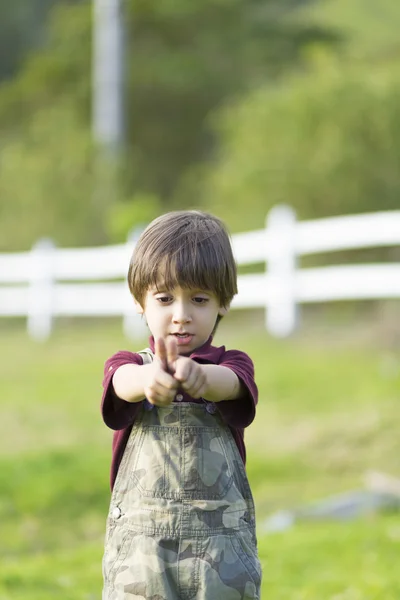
[{"xmin": 102, "ymin": 393, "xmax": 262, "ymax": 600}]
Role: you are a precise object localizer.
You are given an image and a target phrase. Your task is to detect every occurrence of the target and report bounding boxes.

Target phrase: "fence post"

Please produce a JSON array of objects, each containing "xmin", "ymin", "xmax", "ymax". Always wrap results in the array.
[
  {"xmin": 123, "ymin": 226, "xmax": 148, "ymax": 340},
  {"xmin": 27, "ymin": 238, "xmax": 56, "ymax": 341},
  {"xmin": 265, "ymin": 204, "xmax": 298, "ymax": 337}
]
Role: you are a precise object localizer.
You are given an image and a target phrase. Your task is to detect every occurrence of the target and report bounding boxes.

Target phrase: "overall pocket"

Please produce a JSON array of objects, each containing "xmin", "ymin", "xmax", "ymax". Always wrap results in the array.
[
  {"xmin": 102, "ymin": 525, "xmax": 135, "ymax": 586},
  {"xmin": 198, "ymin": 532, "xmax": 261, "ymax": 599},
  {"xmin": 230, "ymin": 528, "xmax": 262, "ymax": 589},
  {"xmin": 180, "ymin": 427, "xmax": 234, "ymax": 500},
  {"xmin": 130, "ymin": 425, "xmax": 234, "ymax": 500},
  {"xmin": 130, "ymin": 426, "xmax": 172, "ymax": 497}
]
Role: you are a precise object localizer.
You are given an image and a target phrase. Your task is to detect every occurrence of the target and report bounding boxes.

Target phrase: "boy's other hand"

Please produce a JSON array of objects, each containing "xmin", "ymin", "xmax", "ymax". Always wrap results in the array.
[
  {"xmin": 165, "ymin": 337, "xmax": 207, "ymax": 399},
  {"xmin": 144, "ymin": 338, "xmax": 178, "ymax": 406}
]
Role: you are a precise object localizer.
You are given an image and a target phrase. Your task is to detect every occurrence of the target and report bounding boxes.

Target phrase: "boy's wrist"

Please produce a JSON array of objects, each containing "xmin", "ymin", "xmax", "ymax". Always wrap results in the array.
[
  {"xmin": 201, "ymin": 364, "xmax": 240, "ymax": 402},
  {"xmin": 201, "ymin": 364, "xmax": 212, "ymax": 399},
  {"xmin": 113, "ymin": 363, "xmax": 156, "ymax": 404}
]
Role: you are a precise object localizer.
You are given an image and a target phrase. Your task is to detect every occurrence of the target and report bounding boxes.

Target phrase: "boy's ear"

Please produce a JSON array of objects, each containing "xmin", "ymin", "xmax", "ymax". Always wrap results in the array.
[
  {"xmin": 218, "ymin": 305, "xmax": 229, "ymax": 317},
  {"xmin": 134, "ymin": 299, "xmax": 144, "ymax": 314}
]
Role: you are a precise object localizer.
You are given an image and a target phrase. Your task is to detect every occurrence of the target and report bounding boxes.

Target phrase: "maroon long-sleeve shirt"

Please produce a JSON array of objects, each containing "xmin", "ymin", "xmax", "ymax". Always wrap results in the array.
[{"xmin": 101, "ymin": 336, "xmax": 258, "ymax": 489}]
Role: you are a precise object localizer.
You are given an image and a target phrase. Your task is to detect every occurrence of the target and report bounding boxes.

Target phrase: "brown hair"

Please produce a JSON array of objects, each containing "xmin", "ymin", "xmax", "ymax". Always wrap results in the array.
[{"xmin": 128, "ymin": 210, "xmax": 237, "ymax": 309}]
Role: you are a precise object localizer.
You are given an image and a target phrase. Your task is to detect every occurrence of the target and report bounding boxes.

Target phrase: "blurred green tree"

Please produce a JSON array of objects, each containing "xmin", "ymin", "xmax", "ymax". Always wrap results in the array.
[
  {"xmin": 123, "ymin": 0, "xmax": 339, "ymax": 202},
  {"xmin": 0, "ymin": 0, "xmax": 338, "ymax": 246},
  {"xmin": 0, "ymin": 0, "xmax": 85, "ymax": 83},
  {"xmin": 200, "ymin": 57, "xmax": 400, "ymax": 232},
  {"xmin": 0, "ymin": 98, "xmax": 161, "ymax": 251},
  {"xmin": 0, "ymin": 103, "xmax": 113, "ymax": 251},
  {"xmin": 0, "ymin": 2, "xmax": 91, "ymax": 130}
]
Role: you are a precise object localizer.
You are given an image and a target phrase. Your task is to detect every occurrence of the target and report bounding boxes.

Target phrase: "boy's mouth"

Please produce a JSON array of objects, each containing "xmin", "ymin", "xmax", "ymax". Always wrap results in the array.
[{"xmin": 171, "ymin": 332, "xmax": 194, "ymax": 345}]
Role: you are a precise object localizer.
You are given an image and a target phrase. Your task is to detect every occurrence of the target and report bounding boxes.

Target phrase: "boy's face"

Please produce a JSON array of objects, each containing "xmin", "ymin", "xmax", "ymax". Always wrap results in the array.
[{"xmin": 135, "ymin": 285, "xmax": 227, "ymax": 354}]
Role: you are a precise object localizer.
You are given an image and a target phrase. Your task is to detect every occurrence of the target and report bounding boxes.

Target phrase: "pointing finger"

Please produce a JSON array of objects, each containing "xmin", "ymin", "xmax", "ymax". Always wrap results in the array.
[
  {"xmin": 155, "ymin": 338, "xmax": 168, "ymax": 371},
  {"xmin": 166, "ymin": 336, "xmax": 178, "ymax": 374}
]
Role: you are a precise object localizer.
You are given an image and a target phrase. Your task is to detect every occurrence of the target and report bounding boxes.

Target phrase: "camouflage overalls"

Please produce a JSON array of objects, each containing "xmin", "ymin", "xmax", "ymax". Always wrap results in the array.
[{"xmin": 102, "ymin": 352, "xmax": 262, "ymax": 600}]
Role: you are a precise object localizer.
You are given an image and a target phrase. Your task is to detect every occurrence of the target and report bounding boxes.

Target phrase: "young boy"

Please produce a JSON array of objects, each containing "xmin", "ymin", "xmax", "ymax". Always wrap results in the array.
[{"xmin": 101, "ymin": 211, "xmax": 262, "ymax": 599}]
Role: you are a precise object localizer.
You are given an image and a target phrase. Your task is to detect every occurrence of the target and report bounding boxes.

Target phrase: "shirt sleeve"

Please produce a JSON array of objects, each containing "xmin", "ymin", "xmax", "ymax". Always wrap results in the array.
[
  {"xmin": 101, "ymin": 351, "xmax": 143, "ymax": 430},
  {"xmin": 216, "ymin": 349, "xmax": 258, "ymax": 429}
]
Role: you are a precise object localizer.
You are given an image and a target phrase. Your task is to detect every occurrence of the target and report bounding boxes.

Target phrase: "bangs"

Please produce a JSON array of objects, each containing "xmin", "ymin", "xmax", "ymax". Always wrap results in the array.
[{"xmin": 153, "ymin": 240, "xmax": 226, "ymax": 297}]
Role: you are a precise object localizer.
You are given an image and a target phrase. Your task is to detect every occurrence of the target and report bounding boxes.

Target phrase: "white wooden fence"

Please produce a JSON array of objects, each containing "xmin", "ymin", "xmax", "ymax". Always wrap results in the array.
[{"xmin": 1, "ymin": 206, "xmax": 400, "ymax": 340}]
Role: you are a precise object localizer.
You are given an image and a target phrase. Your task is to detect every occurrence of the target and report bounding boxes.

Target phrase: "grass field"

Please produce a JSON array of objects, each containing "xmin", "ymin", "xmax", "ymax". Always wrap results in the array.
[{"xmin": 1, "ymin": 313, "xmax": 399, "ymax": 599}]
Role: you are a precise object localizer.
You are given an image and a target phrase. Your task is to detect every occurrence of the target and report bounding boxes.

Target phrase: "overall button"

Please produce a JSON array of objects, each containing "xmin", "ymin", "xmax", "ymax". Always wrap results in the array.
[
  {"xmin": 205, "ymin": 402, "xmax": 217, "ymax": 414},
  {"xmin": 176, "ymin": 394, "xmax": 183, "ymax": 402},
  {"xmin": 112, "ymin": 506, "xmax": 122, "ymax": 519}
]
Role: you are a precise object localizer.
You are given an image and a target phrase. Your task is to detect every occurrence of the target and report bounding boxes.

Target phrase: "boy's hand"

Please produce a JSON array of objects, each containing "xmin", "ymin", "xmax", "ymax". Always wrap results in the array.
[
  {"xmin": 143, "ymin": 338, "xmax": 179, "ymax": 406},
  {"xmin": 165, "ymin": 337, "xmax": 208, "ymax": 399}
]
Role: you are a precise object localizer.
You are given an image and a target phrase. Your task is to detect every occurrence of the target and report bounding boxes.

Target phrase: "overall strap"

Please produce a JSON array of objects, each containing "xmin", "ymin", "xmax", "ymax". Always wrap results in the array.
[
  {"xmin": 138, "ymin": 348, "xmax": 154, "ymax": 365},
  {"xmin": 137, "ymin": 348, "xmax": 155, "ymax": 411}
]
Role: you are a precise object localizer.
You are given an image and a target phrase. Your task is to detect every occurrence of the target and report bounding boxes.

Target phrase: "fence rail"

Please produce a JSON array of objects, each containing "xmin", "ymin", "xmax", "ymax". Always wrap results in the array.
[{"xmin": 1, "ymin": 206, "xmax": 399, "ymax": 340}]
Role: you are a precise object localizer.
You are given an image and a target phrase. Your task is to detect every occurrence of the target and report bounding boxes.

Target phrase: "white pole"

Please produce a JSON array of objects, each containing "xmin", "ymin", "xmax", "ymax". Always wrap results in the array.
[
  {"xmin": 27, "ymin": 238, "xmax": 55, "ymax": 341},
  {"xmin": 92, "ymin": 0, "xmax": 124, "ymax": 153},
  {"xmin": 265, "ymin": 205, "xmax": 298, "ymax": 337}
]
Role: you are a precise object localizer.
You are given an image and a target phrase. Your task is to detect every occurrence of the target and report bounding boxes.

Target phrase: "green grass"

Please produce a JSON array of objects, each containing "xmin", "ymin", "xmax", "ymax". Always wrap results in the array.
[{"xmin": 1, "ymin": 314, "xmax": 400, "ymax": 599}]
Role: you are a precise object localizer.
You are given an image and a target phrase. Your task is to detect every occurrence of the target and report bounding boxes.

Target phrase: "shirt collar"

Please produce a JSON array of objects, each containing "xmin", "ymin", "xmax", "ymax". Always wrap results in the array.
[{"xmin": 148, "ymin": 336, "xmax": 214, "ymax": 357}]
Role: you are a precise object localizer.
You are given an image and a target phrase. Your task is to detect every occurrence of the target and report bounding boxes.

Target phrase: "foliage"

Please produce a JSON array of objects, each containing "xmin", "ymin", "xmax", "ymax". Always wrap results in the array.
[
  {"xmin": 0, "ymin": 0, "xmax": 62, "ymax": 83},
  {"xmin": 0, "ymin": 0, "xmax": 338, "ymax": 239},
  {"xmin": 300, "ymin": 0, "xmax": 400, "ymax": 60},
  {"xmin": 1, "ymin": 0, "xmax": 400, "ymax": 249},
  {"xmin": 0, "ymin": 2, "xmax": 91, "ymax": 130},
  {"xmin": 0, "ymin": 97, "xmax": 162, "ymax": 250},
  {"xmin": 107, "ymin": 192, "xmax": 162, "ymax": 243},
  {"xmin": 123, "ymin": 0, "xmax": 339, "ymax": 202},
  {"xmin": 200, "ymin": 59, "xmax": 400, "ymax": 232},
  {"xmin": 0, "ymin": 319, "xmax": 399, "ymax": 598},
  {"xmin": 0, "ymin": 103, "xmax": 113, "ymax": 250}
]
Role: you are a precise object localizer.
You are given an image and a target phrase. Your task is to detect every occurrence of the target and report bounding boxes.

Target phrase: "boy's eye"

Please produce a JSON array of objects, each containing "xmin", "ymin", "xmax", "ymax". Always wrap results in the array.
[
  {"xmin": 193, "ymin": 297, "xmax": 209, "ymax": 304},
  {"xmin": 156, "ymin": 295, "xmax": 172, "ymax": 304}
]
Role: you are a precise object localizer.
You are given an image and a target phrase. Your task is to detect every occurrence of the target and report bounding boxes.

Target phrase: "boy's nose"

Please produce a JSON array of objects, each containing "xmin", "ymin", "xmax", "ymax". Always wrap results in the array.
[{"xmin": 172, "ymin": 302, "xmax": 192, "ymax": 324}]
